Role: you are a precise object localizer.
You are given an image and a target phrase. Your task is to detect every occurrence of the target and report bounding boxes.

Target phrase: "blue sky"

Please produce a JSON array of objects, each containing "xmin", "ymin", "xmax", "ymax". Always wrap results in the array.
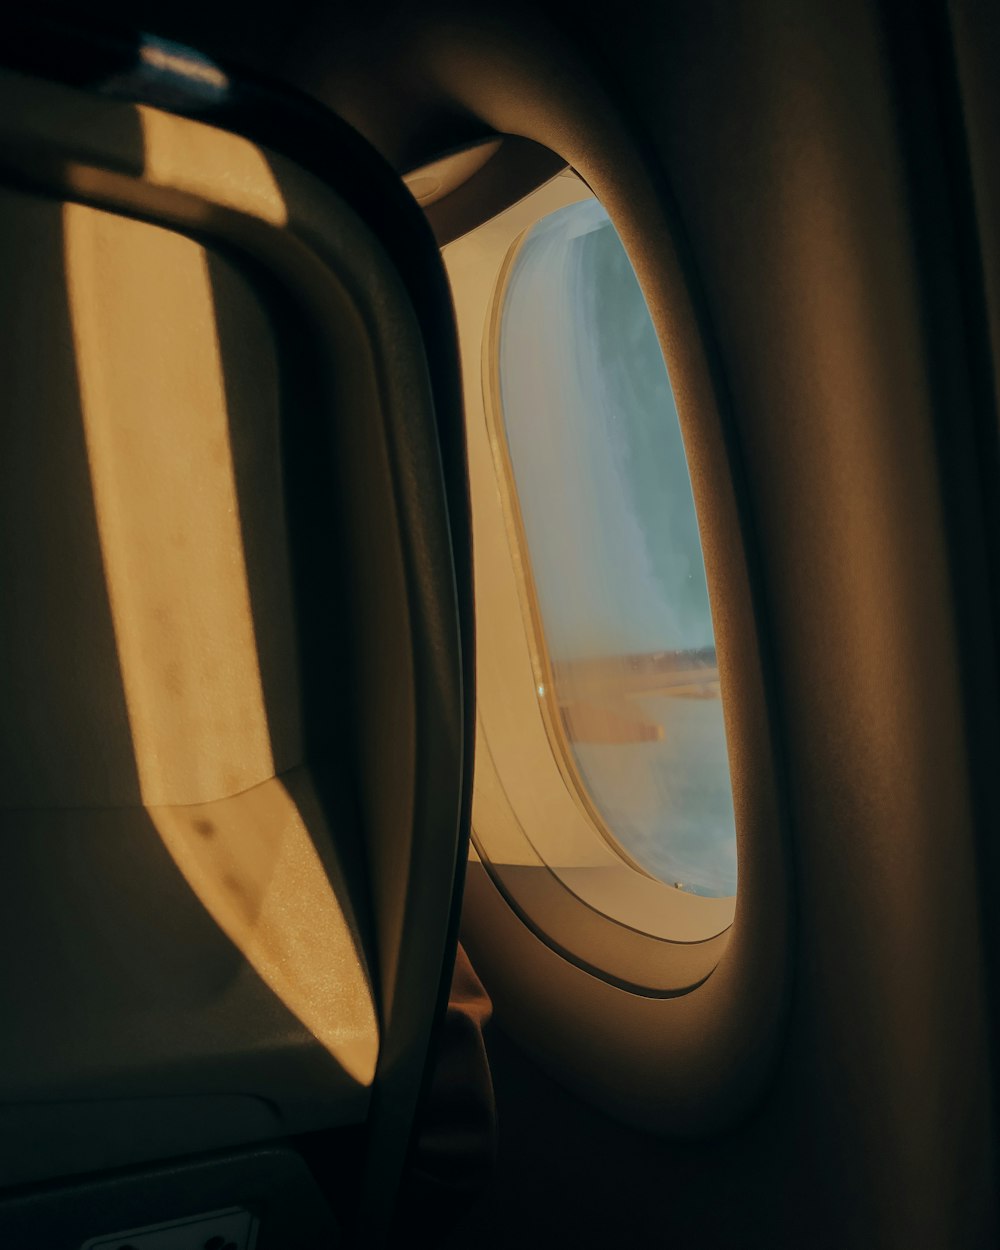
[{"xmin": 499, "ymin": 200, "xmax": 715, "ymax": 661}]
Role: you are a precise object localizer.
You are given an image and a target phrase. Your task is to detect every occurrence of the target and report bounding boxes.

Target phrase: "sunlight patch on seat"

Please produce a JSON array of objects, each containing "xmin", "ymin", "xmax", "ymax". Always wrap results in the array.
[
  {"xmin": 64, "ymin": 203, "xmax": 378, "ymax": 1078},
  {"xmin": 151, "ymin": 773, "xmax": 379, "ymax": 1086},
  {"xmin": 64, "ymin": 201, "xmax": 274, "ymax": 806}
]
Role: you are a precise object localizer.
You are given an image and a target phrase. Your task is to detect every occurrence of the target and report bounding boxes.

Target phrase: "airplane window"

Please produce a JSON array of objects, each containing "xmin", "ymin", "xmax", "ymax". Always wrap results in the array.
[{"xmin": 493, "ymin": 196, "xmax": 736, "ymax": 897}]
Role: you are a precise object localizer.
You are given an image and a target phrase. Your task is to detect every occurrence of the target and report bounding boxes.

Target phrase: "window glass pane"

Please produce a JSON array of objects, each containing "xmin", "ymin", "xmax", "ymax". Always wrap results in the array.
[{"xmin": 497, "ymin": 197, "xmax": 736, "ymax": 897}]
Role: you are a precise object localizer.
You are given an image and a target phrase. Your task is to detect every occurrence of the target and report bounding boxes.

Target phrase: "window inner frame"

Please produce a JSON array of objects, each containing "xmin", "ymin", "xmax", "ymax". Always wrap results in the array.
[{"xmin": 445, "ymin": 168, "xmax": 736, "ymax": 953}]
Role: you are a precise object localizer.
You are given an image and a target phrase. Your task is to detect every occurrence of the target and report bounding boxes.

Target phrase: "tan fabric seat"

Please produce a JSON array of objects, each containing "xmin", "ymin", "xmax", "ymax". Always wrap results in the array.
[{"xmin": 0, "ymin": 31, "xmax": 474, "ymax": 1246}]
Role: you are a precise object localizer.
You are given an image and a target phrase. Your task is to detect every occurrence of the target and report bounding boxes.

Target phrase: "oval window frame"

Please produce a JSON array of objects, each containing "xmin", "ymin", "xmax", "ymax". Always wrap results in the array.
[{"xmin": 391, "ymin": 9, "xmax": 790, "ymax": 1131}]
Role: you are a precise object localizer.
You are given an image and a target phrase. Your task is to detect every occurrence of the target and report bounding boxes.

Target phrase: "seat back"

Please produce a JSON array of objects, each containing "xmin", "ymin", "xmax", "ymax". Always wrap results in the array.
[{"xmin": 0, "ymin": 22, "xmax": 472, "ymax": 1247}]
